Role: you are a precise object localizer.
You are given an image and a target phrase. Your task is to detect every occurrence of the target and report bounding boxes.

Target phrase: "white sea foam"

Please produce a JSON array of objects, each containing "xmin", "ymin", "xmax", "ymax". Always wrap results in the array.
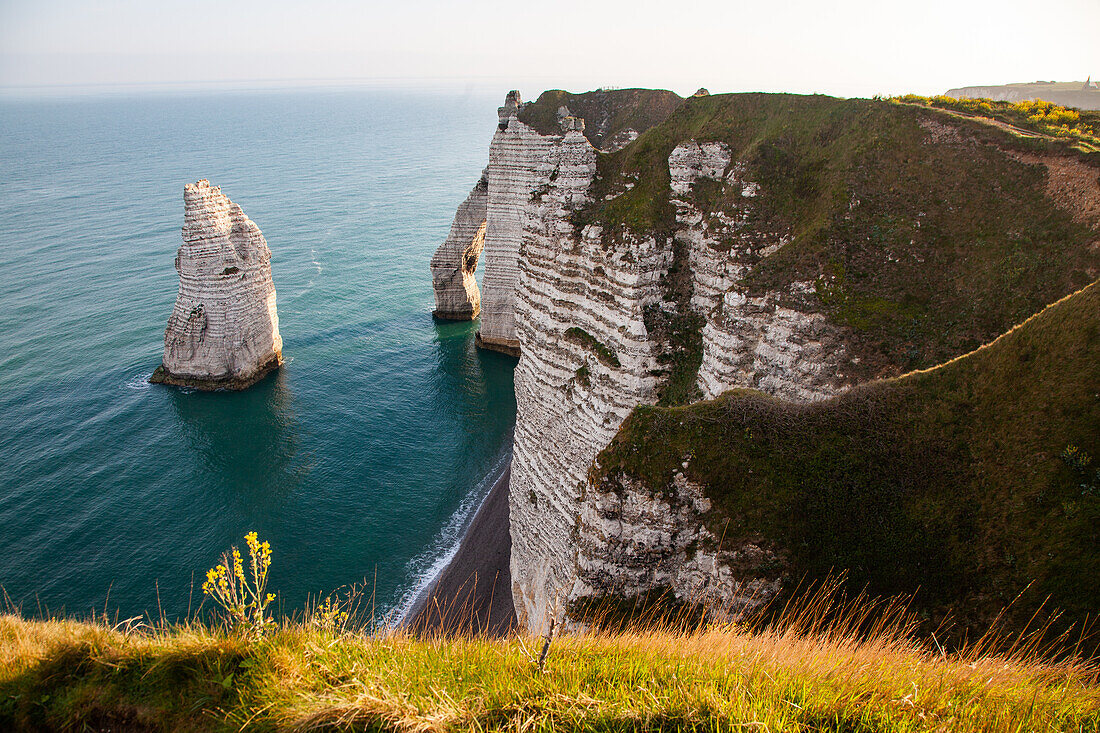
[
  {"xmin": 392, "ymin": 442, "xmax": 512, "ymax": 625},
  {"xmin": 125, "ymin": 373, "xmax": 153, "ymax": 391}
]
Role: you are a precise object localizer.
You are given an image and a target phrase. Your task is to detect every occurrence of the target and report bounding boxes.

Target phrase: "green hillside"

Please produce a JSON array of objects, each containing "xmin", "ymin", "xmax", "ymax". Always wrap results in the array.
[
  {"xmin": 896, "ymin": 94, "xmax": 1100, "ymax": 152},
  {"xmin": 517, "ymin": 88, "xmax": 683, "ymax": 150},
  {"xmin": 572, "ymin": 93, "xmax": 1099, "ymax": 390},
  {"xmin": 594, "ymin": 280, "xmax": 1100, "ymax": 641}
]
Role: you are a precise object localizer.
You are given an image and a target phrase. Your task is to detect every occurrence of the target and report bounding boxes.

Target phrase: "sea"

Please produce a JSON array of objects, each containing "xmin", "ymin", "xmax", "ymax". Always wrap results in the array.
[{"xmin": 0, "ymin": 86, "xmax": 517, "ymax": 623}]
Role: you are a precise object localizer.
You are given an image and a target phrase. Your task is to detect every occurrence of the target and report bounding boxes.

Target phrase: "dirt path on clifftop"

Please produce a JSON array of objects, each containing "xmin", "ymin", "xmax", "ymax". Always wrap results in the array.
[
  {"xmin": 905, "ymin": 101, "xmax": 1098, "ymax": 149},
  {"xmin": 912, "ymin": 103, "xmax": 1100, "ymax": 240}
]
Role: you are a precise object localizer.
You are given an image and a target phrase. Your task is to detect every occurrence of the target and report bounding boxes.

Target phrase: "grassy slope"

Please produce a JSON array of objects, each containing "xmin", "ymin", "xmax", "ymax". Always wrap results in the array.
[
  {"xmin": 3, "ymin": 613, "xmax": 1098, "ymax": 731},
  {"xmin": 573, "ymin": 93, "xmax": 1099, "ymax": 389},
  {"xmin": 517, "ymin": 88, "xmax": 683, "ymax": 150},
  {"xmin": 594, "ymin": 280, "xmax": 1100, "ymax": 641}
]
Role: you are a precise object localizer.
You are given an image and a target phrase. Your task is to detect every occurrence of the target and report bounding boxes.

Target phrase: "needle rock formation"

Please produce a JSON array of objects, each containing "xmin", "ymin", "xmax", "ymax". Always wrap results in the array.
[{"xmin": 151, "ymin": 179, "xmax": 283, "ymax": 390}]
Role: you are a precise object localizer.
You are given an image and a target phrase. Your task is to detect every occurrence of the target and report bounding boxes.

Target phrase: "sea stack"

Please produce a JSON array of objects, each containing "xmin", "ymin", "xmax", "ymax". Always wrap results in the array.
[{"xmin": 150, "ymin": 180, "xmax": 283, "ymax": 390}]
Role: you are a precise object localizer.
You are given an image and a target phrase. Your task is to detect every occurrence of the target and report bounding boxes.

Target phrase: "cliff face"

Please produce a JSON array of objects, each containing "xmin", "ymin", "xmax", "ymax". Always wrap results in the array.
[
  {"xmin": 441, "ymin": 90, "xmax": 1100, "ymax": 634},
  {"xmin": 430, "ymin": 89, "xmax": 685, "ymax": 356},
  {"xmin": 593, "ymin": 280, "xmax": 1100, "ymax": 641},
  {"xmin": 509, "ymin": 135, "xmax": 848, "ymax": 631},
  {"xmin": 477, "ymin": 92, "xmax": 561, "ymax": 355},
  {"xmin": 667, "ymin": 141, "xmax": 846, "ymax": 402},
  {"xmin": 509, "ymin": 129, "xmax": 671, "ymax": 630},
  {"xmin": 152, "ymin": 180, "xmax": 282, "ymax": 390}
]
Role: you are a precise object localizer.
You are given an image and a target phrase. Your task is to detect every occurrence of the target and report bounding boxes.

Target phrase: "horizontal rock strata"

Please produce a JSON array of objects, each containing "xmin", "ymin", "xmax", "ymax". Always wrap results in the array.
[
  {"xmin": 431, "ymin": 90, "xmax": 685, "ymax": 357},
  {"xmin": 477, "ymin": 92, "xmax": 560, "ymax": 355},
  {"xmin": 697, "ymin": 283, "xmax": 844, "ymax": 401},
  {"xmin": 664, "ymin": 142, "xmax": 848, "ymax": 401},
  {"xmin": 442, "ymin": 90, "xmax": 1100, "ymax": 635},
  {"xmin": 507, "ymin": 134, "xmax": 849, "ymax": 632},
  {"xmin": 577, "ymin": 473, "xmax": 782, "ymax": 618},
  {"xmin": 152, "ymin": 180, "xmax": 282, "ymax": 390},
  {"xmin": 509, "ymin": 124, "xmax": 672, "ymax": 632}
]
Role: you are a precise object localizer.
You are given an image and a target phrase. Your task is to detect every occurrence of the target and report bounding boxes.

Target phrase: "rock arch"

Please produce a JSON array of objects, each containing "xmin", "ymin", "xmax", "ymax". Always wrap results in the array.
[{"xmin": 430, "ymin": 172, "xmax": 488, "ymax": 321}]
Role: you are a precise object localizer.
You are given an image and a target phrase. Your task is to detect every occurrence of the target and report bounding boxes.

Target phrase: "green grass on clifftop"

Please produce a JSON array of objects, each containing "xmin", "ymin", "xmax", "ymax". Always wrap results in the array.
[
  {"xmin": 517, "ymin": 88, "xmax": 683, "ymax": 150},
  {"xmin": 4, "ymin": 608, "xmax": 1099, "ymax": 731},
  {"xmin": 894, "ymin": 95, "xmax": 1100, "ymax": 152},
  {"xmin": 573, "ymin": 93, "xmax": 1100, "ymax": 386},
  {"xmin": 594, "ymin": 280, "xmax": 1100, "ymax": 644}
]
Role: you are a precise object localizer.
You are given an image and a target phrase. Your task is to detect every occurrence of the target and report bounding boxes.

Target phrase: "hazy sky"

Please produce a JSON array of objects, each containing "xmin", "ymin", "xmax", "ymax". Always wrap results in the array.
[{"xmin": 1, "ymin": 0, "xmax": 1097, "ymax": 97}]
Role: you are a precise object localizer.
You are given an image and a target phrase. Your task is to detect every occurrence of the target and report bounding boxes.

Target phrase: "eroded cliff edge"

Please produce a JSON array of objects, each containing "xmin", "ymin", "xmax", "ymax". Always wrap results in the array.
[
  {"xmin": 431, "ymin": 89, "xmax": 682, "ymax": 355},
  {"xmin": 152, "ymin": 180, "xmax": 283, "ymax": 390},
  {"xmin": 437, "ymin": 90, "xmax": 1100, "ymax": 634}
]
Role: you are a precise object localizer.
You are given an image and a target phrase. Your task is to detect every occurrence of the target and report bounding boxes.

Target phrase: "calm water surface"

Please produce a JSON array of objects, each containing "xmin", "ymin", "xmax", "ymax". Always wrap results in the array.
[{"xmin": 0, "ymin": 88, "xmax": 515, "ymax": 620}]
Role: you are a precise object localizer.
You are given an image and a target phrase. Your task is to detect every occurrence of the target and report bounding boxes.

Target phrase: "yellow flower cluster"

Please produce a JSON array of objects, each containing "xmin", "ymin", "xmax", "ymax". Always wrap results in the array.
[
  {"xmin": 312, "ymin": 594, "xmax": 350, "ymax": 632},
  {"xmin": 200, "ymin": 531, "xmax": 277, "ymax": 638},
  {"xmin": 245, "ymin": 531, "xmax": 272, "ymax": 573},
  {"xmin": 893, "ymin": 94, "xmax": 1098, "ymax": 146},
  {"xmin": 202, "ymin": 564, "xmax": 229, "ymax": 597}
]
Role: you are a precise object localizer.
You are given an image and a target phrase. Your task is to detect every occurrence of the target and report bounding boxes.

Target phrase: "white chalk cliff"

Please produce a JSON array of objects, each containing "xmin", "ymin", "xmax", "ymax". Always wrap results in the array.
[
  {"xmin": 477, "ymin": 91, "xmax": 559, "ymax": 355},
  {"xmin": 432, "ymin": 91, "xmax": 851, "ymax": 633},
  {"xmin": 152, "ymin": 179, "xmax": 283, "ymax": 390},
  {"xmin": 510, "ymin": 136, "xmax": 845, "ymax": 632},
  {"xmin": 431, "ymin": 90, "xmax": 676, "ymax": 355}
]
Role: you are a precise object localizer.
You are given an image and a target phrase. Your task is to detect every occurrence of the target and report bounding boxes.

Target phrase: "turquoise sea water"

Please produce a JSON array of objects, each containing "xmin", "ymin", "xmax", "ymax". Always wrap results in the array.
[{"xmin": 0, "ymin": 88, "xmax": 516, "ymax": 621}]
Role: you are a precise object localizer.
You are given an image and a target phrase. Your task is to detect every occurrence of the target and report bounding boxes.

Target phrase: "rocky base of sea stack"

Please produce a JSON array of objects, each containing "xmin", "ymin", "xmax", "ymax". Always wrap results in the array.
[
  {"xmin": 432, "ymin": 306, "xmax": 480, "ymax": 321},
  {"xmin": 149, "ymin": 354, "xmax": 282, "ymax": 391},
  {"xmin": 474, "ymin": 331, "xmax": 520, "ymax": 357}
]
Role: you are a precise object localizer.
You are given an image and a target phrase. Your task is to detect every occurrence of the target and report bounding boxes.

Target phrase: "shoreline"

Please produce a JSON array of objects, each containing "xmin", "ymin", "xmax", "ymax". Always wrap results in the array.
[{"xmin": 402, "ymin": 460, "xmax": 516, "ymax": 636}]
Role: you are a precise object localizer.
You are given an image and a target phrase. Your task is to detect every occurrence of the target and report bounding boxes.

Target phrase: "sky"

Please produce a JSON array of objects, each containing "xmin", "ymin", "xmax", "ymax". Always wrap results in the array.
[{"xmin": 1, "ymin": 0, "xmax": 1098, "ymax": 98}]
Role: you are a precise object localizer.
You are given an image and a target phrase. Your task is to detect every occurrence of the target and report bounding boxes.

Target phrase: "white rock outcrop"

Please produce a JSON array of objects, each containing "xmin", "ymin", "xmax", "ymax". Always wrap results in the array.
[
  {"xmin": 509, "ymin": 127, "xmax": 671, "ymax": 632},
  {"xmin": 668, "ymin": 140, "xmax": 731, "ymax": 197},
  {"xmin": 477, "ymin": 91, "xmax": 560, "ymax": 356},
  {"xmin": 697, "ymin": 283, "xmax": 844, "ymax": 402},
  {"xmin": 430, "ymin": 89, "xmax": 681, "ymax": 355},
  {"xmin": 506, "ymin": 136, "xmax": 848, "ymax": 631},
  {"xmin": 577, "ymin": 473, "xmax": 783, "ymax": 616},
  {"xmin": 664, "ymin": 144, "xmax": 847, "ymax": 401},
  {"xmin": 151, "ymin": 180, "xmax": 282, "ymax": 390}
]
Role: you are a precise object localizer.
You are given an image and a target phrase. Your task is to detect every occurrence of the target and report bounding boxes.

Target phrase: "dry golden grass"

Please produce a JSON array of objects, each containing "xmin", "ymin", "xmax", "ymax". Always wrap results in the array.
[{"xmin": 3, "ymin": 586, "xmax": 1099, "ymax": 732}]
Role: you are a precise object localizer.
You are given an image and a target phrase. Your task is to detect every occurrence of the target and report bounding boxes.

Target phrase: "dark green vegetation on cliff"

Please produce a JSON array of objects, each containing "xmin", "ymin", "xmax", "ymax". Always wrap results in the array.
[
  {"xmin": 645, "ymin": 238, "xmax": 707, "ymax": 407},
  {"xmin": 595, "ymin": 280, "xmax": 1100, "ymax": 642},
  {"xmin": 572, "ymin": 92, "xmax": 1099, "ymax": 389},
  {"xmin": 564, "ymin": 326, "xmax": 621, "ymax": 368},
  {"xmin": 517, "ymin": 88, "xmax": 683, "ymax": 150}
]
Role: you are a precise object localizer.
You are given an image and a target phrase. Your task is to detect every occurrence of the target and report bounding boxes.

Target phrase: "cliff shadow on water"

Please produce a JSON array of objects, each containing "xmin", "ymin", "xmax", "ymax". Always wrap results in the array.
[
  {"xmin": 430, "ymin": 318, "xmax": 518, "ymax": 427},
  {"xmin": 167, "ymin": 369, "xmax": 310, "ymax": 507}
]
